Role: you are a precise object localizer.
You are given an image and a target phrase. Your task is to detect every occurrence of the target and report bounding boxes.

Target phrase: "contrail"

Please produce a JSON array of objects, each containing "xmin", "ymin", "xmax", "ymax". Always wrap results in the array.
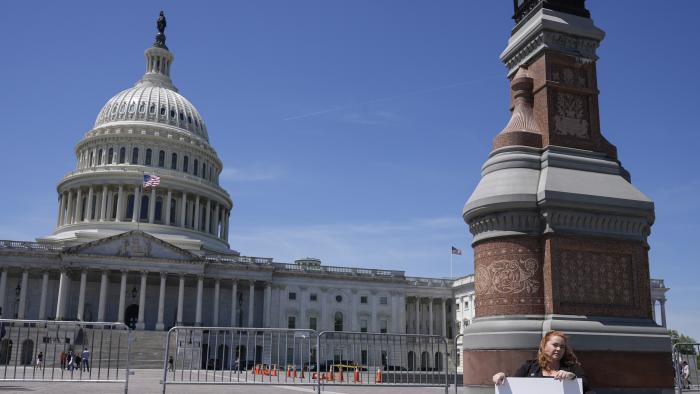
[{"xmin": 282, "ymin": 75, "xmax": 502, "ymax": 121}]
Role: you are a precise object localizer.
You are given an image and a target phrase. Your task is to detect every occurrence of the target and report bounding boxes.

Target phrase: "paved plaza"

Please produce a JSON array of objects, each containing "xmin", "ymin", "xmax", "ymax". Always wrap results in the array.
[{"xmin": 0, "ymin": 369, "xmax": 460, "ymax": 393}]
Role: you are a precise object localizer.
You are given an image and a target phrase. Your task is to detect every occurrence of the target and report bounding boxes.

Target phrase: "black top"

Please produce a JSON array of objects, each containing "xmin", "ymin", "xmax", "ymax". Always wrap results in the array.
[{"xmin": 513, "ymin": 359, "xmax": 591, "ymax": 393}]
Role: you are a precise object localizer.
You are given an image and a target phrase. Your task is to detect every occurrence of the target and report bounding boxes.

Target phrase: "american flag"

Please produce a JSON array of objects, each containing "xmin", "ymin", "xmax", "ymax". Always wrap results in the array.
[
  {"xmin": 451, "ymin": 246, "xmax": 462, "ymax": 255},
  {"xmin": 143, "ymin": 174, "xmax": 160, "ymax": 188}
]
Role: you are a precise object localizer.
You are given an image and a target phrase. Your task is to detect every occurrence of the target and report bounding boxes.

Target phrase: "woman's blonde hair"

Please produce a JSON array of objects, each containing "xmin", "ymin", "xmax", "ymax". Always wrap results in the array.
[{"xmin": 538, "ymin": 331, "xmax": 580, "ymax": 369}]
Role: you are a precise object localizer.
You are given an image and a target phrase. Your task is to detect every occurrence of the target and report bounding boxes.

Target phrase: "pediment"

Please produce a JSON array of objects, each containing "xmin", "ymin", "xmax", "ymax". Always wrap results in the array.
[{"xmin": 64, "ymin": 230, "xmax": 198, "ymax": 260}]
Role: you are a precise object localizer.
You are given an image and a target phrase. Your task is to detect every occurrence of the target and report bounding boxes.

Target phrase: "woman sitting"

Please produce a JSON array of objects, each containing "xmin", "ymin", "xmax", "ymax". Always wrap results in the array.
[{"xmin": 492, "ymin": 330, "xmax": 593, "ymax": 393}]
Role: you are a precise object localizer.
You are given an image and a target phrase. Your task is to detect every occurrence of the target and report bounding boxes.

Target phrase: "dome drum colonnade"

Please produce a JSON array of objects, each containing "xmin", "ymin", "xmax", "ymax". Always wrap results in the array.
[{"xmin": 49, "ymin": 24, "xmax": 232, "ymax": 253}]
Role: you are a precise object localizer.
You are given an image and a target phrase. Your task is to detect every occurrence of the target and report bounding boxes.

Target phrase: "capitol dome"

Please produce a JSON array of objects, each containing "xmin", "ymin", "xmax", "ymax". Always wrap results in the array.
[
  {"xmin": 95, "ymin": 85, "xmax": 209, "ymax": 141},
  {"xmin": 41, "ymin": 16, "xmax": 235, "ymax": 254}
]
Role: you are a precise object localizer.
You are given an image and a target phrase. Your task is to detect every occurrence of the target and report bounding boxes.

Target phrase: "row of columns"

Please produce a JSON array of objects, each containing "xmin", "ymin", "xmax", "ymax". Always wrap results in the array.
[
  {"xmin": 0, "ymin": 268, "xmax": 269, "ymax": 330},
  {"xmin": 651, "ymin": 298, "xmax": 667, "ymax": 327},
  {"xmin": 77, "ymin": 144, "xmax": 217, "ymax": 184},
  {"xmin": 56, "ymin": 185, "xmax": 230, "ymax": 240},
  {"xmin": 410, "ymin": 296, "xmax": 451, "ymax": 336}
]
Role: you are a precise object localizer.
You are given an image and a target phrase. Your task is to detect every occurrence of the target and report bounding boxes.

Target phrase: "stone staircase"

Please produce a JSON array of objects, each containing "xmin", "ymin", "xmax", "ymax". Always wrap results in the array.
[{"xmin": 128, "ymin": 330, "xmax": 170, "ymax": 369}]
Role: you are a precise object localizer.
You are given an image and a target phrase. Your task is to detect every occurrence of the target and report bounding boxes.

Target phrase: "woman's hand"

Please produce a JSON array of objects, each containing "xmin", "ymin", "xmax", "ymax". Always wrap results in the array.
[
  {"xmin": 492, "ymin": 372, "xmax": 506, "ymax": 385},
  {"xmin": 552, "ymin": 370, "xmax": 576, "ymax": 381}
]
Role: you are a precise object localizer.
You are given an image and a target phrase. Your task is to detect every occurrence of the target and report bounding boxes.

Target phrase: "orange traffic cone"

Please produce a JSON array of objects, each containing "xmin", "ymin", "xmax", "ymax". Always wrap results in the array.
[
  {"xmin": 272, "ymin": 366, "xmax": 278, "ymax": 377},
  {"xmin": 353, "ymin": 367, "xmax": 360, "ymax": 383},
  {"xmin": 301, "ymin": 368, "xmax": 305, "ymax": 379},
  {"xmin": 293, "ymin": 367, "xmax": 298, "ymax": 378},
  {"xmin": 286, "ymin": 366, "xmax": 292, "ymax": 378},
  {"xmin": 375, "ymin": 368, "xmax": 382, "ymax": 384},
  {"xmin": 312, "ymin": 372, "xmax": 318, "ymax": 380},
  {"xmin": 338, "ymin": 367, "xmax": 344, "ymax": 382},
  {"xmin": 255, "ymin": 364, "xmax": 260, "ymax": 375}
]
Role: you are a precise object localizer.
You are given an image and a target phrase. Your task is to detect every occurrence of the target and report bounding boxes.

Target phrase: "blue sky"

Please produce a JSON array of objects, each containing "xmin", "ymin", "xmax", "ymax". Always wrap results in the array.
[{"xmin": 1, "ymin": 1, "xmax": 698, "ymax": 339}]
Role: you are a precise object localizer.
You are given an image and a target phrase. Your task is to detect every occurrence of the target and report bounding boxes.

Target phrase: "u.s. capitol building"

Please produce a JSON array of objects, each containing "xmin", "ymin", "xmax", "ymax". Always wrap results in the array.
[{"xmin": 0, "ymin": 14, "xmax": 668, "ymax": 371}]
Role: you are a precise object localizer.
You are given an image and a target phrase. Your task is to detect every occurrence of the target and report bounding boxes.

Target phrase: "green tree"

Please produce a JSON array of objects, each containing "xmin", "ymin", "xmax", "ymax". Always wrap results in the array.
[{"xmin": 669, "ymin": 329, "xmax": 698, "ymax": 355}]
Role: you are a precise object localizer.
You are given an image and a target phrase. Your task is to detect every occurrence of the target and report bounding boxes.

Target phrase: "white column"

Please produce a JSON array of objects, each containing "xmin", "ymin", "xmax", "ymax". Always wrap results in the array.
[
  {"xmin": 205, "ymin": 200, "xmax": 211, "ymax": 234},
  {"xmin": 98, "ymin": 271, "xmax": 108, "ymax": 321},
  {"xmin": 399, "ymin": 295, "xmax": 407, "ymax": 334},
  {"xmin": 65, "ymin": 190, "xmax": 74, "ymax": 225},
  {"xmin": 115, "ymin": 185, "xmax": 125, "ymax": 221},
  {"xmin": 57, "ymin": 193, "xmax": 65, "ymax": 226},
  {"xmin": 350, "ymin": 290, "xmax": 358, "ymax": 331},
  {"xmin": 300, "ymin": 287, "xmax": 308, "ymax": 329},
  {"xmin": 428, "ymin": 298, "xmax": 434, "ymax": 335},
  {"xmin": 660, "ymin": 299, "xmax": 667, "ymax": 328},
  {"xmin": 415, "ymin": 297, "xmax": 420, "ymax": 334},
  {"xmin": 86, "ymin": 186, "xmax": 94, "ymax": 221},
  {"xmin": 320, "ymin": 288, "xmax": 329, "ymax": 331},
  {"xmin": 230, "ymin": 280, "xmax": 238, "ymax": 327},
  {"xmin": 132, "ymin": 186, "xmax": 141, "ymax": 222},
  {"xmin": 371, "ymin": 292, "xmax": 378, "ymax": 332},
  {"xmin": 193, "ymin": 195, "xmax": 200, "ymax": 231},
  {"xmin": 248, "ymin": 281, "xmax": 255, "ymax": 327},
  {"xmin": 165, "ymin": 189, "xmax": 172, "ymax": 225},
  {"xmin": 38, "ymin": 271, "xmax": 49, "ymax": 319},
  {"xmin": 0, "ymin": 270, "xmax": 6, "ymax": 318},
  {"xmin": 56, "ymin": 270, "xmax": 68, "ymax": 320},
  {"xmin": 17, "ymin": 270, "xmax": 29, "ymax": 319},
  {"xmin": 264, "ymin": 282, "xmax": 271, "ymax": 328},
  {"xmin": 74, "ymin": 189, "xmax": 83, "ymax": 222},
  {"xmin": 100, "ymin": 186, "xmax": 108, "ymax": 221},
  {"xmin": 76, "ymin": 269, "xmax": 87, "ymax": 321},
  {"xmin": 212, "ymin": 279, "xmax": 220, "ymax": 326},
  {"xmin": 213, "ymin": 204, "xmax": 220, "ymax": 236},
  {"xmin": 148, "ymin": 187, "xmax": 156, "ymax": 223},
  {"xmin": 195, "ymin": 275, "xmax": 203, "ymax": 326},
  {"xmin": 177, "ymin": 275, "xmax": 185, "ymax": 325},
  {"xmin": 179, "ymin": 191, "xmax": 187, "ymax": 227},
  {"xmin": 156, "ymin": 273, "xmax": 167, "ymax": 330},
  {"xmin": 651, "ymin": 299, "xmax": 657, "ymax": 322},
  {"xmin": 441, "ymin": 297, "xmax": 447, "ymax": 338},
  {"xmin": 224, "ymin": 210, "xmax": 230, "ymax": 240},
  {"xmin": 117, "ymin": 270, "xmax": 127, "ymax": 323},
  {"xmin": 136, "ymin": 271, "xmax": 147, "ymax": 330}
]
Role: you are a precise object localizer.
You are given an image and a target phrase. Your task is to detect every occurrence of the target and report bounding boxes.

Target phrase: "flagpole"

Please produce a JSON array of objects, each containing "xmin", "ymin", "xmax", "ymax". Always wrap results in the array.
[{"xmin": 450, "ymin": 252, "xmax": 453, "ymax": 280}]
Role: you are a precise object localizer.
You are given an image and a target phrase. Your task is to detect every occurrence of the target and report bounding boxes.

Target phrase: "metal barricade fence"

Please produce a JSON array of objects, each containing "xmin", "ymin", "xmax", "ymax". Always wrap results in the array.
[
  {"xmin": 161, "ymin": 326, "xmax": 318, "ymax": 393},
  {"xmin": 0, "ymin": 319, "xmax": 132, "ymax": 394},
  {"xmin": 454, "ymin": 333, "xmax": 463, "ymax": 394},
  {"xmin": 674, "ymin": 343, "xmax": 700, "ymax": 393},
  {"xmin": 315, "ymin": 331, "xmax": 449, "ymax": 394}
]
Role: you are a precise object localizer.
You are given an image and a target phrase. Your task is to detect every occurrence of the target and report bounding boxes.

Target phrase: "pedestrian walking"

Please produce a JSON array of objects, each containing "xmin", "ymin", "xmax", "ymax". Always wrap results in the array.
[
  {"xmin": 168, "ymin": 355, "xmax": 174, "ymax": 371},
  {"xmin": 81, "ymin": 348, "xmax": 90, "ymax": 372},
  {"xmin": 35, "ymin": 352, "xmax": 44, "ymax": 369},
  {"xmin": 59, "ymin": 351, "xmax": 66, "ymax": 369}
]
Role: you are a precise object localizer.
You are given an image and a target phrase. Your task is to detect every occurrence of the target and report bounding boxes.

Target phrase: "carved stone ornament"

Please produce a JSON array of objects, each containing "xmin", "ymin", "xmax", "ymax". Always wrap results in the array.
[
  {"xmin": 476, "ymin": 257, "xmax": 540, "ymax": 296},
  {"xmin": 553, "ymin": 92, "xmax": 589, "ymax": 138},
  {"xmin": 118, "ymin": 235, "xmax": 152, "ymax": 257},
  {"xmin": 551, "ymin": 64, "xmax": 587, "ymax": 88}
]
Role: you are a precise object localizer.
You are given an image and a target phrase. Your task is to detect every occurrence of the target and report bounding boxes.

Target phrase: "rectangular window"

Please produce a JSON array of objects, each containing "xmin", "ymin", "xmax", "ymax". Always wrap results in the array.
[
  {"xmin": 309, "ymin": 317, "xmax": 317, "ymax": 331},
  {"xmin": 288, "ymin": 316, "xmax": 296, "ymax": 329},
  {"xmin": 360, "ymin": 296, "xmax": 368, "ymax": 304},
  {"xmin": 380, "ymin": 296, "xmax": 388, "ymax": 305},
  {"xmin": 288, "ymin": 292, "xmax": 296, "ymax": 300},
  {"xmin": 360, "ymin": 319, "xmax": 368, "ymax": 333},
  {"xmin": 361, "ymin": 350, "xmax": 368, "ymax": 365},
  {"xmin": 380, "ymin": 319, "xmax": 388, "ymax": 334},
  {"xmin": 310, "ymin": 293, "xmax": 317, "ymax": 301}
]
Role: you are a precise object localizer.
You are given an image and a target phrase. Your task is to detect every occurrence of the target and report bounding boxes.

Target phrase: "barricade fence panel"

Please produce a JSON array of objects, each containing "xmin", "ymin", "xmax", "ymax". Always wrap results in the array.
[
  {"xmin": 0, "ymin": 319, "xmax": 131, "ymax": 391},
  {"xmin": 161, "ymin": 326, "xmax": 318, "ymax": 392},
  {"xmin": 674, "ymin": 343, "xmax": 700, "ymax": 393},
  {"xmin": 316, "ymin": 331, "xmax": 449, "ymax": 392}
]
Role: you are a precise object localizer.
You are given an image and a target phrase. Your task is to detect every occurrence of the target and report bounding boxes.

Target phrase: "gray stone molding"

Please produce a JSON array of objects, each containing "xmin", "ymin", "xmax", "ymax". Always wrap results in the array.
[{"xmin": 500, "ymin": 8, "xmax": 605, "ymax": 76}]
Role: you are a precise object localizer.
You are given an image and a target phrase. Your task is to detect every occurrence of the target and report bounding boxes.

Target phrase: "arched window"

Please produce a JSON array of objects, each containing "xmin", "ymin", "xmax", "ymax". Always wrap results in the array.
[
  {"xmin": 170, "ymin": 109, "xmax": 175, "ymax": 118},
  {"xmin": 107, "ymin": 148, "xmax": 114, "ymax": 164},
  {"xmin": 209, "ymin": 165, "xmax": 214, "ymax": 181},
  {"xmin": 145, "ymin": 149, "xmax": 152, "ymax": 165},
  {"xmin": 170, "ymin": 199, "xmax": 177, "ymax": 224},
  {"xmin": 91, "ymin": 195, "xmax": 98, "ymax": 220},
  {"xmin": 334, "ymin": 312, "xmax": 343, "ymax": 332},
  {"xmin": 119, "ymin": 147, "xmax": 126, "ymax": 164},
  {"xmin": 183, "ymin": 156, "xmax": 189, "ymax": 173},
  {"xmin": 155, "ymin": 197, "xmax": 163, "ymax": 222},
  {"xmin": 171, "ymin": 153, "xmax": 178, "ymax": 170},
  {"xmin": 202, "ymin": 162, "xmax": 206, "ymax": 179},
  {"xmin": 179, "ymin": 111, "xmax": 184, "ymax": 121},
  {"xmin": 158, "ymin": 150, "xmax": 165, "ymax": 167},
  {"xmin": 97, "ymin": 149, "xmax": 103, "ymax": 165},
  {"xmin": 80, "ymin": 196, "xmax": 87, "ymax": 221},
  {"xmin": 89, "ymin": 152, "xmax": 94, "ymax": 167},
  {"xmin": 132, "ymin": 147, "xmax": 139, "ymax": 164},
  {"xmin": 140, "ymin": 195, "xmax": 149, "ymax": 220},
  {"xmin": 126, "ymin": 194, "xmax": 135, "ymax": 220},
  {"xmin": 160, "ymin": 107, "xmax": 166, "ymax": 116},
  {"xmin": 193, "ymin": 159, "xmax": 199, "ymax": 176},
  {"xmin": 111, "ymin": 193, "xmax": 119, "ymax": 219},
  {"xmin": 149, "ymin": 104, "xmax": 156, "ymax": 114}
]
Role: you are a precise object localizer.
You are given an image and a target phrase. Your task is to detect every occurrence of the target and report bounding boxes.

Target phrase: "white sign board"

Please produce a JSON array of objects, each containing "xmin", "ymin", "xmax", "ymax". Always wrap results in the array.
[{"xmin": 495, "ymin": 377, "xmax": 583, "ymax": 394}]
